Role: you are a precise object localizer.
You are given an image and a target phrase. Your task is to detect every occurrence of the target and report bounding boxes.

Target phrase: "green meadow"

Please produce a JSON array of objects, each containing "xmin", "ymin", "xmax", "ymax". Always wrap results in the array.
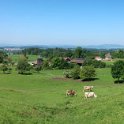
[
  {"xmin": 10, "ymin": 55, "xmax": 38, "ymax": 62},
  {"xmin": 0, "ymin": 68, "xmax": 124, "ymax": 124}
]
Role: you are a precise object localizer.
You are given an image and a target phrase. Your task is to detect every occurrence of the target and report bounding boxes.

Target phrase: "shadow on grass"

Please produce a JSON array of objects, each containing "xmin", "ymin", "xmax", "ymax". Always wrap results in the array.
[
  {"xmin": 3, "ymin": 72, "xmax": 11, "ymax": 74},
  {"xmin": 114, "ymin": 80, "xmax": 124, "ymax": 84},
  {"xmin": 18, "ymin": 72, "xmax": 32, "ymax": 75},
  {"xmin": 81, "ymin": 78, "xmax": 99, "ymax": 82}
]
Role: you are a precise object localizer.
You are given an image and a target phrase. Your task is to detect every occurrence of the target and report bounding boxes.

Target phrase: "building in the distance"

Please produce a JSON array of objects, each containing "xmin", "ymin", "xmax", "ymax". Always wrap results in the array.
[
  {"xmin": 31, "ymin": 56, "xmax": 43, "ymax": 66},
  {"xmin": 104, "ymin": 53, "xmax": 112, "ymax": 61},
  {"xmin": 70, "ymin": 58, "xmax": 84, "ymax": 66},
  {"xmin": 95, "ymin": 56, "xmax": 102, "ymax": 61}
]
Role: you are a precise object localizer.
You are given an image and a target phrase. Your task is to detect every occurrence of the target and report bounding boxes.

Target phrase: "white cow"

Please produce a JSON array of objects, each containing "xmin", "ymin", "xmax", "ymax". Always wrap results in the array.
[{"xmin": 84, "ymin": 92, "xmax": 97, "ymax": 98}]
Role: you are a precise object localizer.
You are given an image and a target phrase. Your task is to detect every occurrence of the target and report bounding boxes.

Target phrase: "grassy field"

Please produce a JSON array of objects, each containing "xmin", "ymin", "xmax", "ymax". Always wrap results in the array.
[
  {"xmin": 104, "ymin": 59, "xmax": 124, "ymax": 66},
  {"xmin": 10, "ymin": 55, "xmax": 38, "ymax": 62},
  {"xmin": 0, "ymin": 68, "xmax": 124, "ymax": 124}
]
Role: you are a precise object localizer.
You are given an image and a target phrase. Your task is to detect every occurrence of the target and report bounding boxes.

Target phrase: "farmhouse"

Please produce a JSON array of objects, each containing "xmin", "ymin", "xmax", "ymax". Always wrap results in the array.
[
  {"xmin": 64, "ymin": 57, "xmax": 71, "ymax": 62},
  {"xmin": 95, "ymin": 56, "xmax": 102, "ymax": 61},
  {"xmin": 70, "ymin": 58, "xmax": 84, "ymax": 66},
  {"xmin": 64, "ymin": 57, "xmax": 84, "ymax": 66},
  {"xmin": 104, "ymin": 53, "xmax": 112, "ymax": 61}
]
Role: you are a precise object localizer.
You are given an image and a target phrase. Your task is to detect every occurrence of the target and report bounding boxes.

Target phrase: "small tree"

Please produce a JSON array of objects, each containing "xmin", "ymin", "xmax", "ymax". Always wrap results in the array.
[
  {"xmin": 80, "ymin": 66, "xmax": 96, "ymax": 80},
  {"xmin": 1, "ymin": 64, "xmax": 12, "ymax": 74},
  {"xmin": 42, "ymin": 60, "xmax": 51, "ymax": 70},
  {"xmin": 111, "ymin": 60, "xmax": 124, "ymax": 81},
  {"xmin": 34, "ymin": 65, "xmax": 42, "ymax": 73},
  {"xmin": 1, "ymin": 64, "xmax": 8, "ymax": 73},
  {"xmin": 51, "ymin": 57, "xmax": 71, "ymax": 69},
  {"xmin": 83, "ymin": 59, "xmax": 106, "ymax": 68},
  {"xmin": 63, "ymin": 70, "xmax": 71, "ymax": 78},
  {"xmin": 17, "ymin": 57, "xmax": 32, "ymax": 74},
  {"xmin": 71, "ymin": 65, "xmax": 80, "ymax": 79}
]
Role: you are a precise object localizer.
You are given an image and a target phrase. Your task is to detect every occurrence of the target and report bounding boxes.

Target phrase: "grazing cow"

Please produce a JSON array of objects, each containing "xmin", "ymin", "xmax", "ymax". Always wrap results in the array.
[
  {"xmin": 83, "ymin": 86, "xmax": 94, "ymax": 92},
  {"xmin": 66, "ymin": 90, "xmax": 77, "ymax": 96},
  {"xmin": 84, "ymin": 92, "xmax": 97, "ymax": 98}
]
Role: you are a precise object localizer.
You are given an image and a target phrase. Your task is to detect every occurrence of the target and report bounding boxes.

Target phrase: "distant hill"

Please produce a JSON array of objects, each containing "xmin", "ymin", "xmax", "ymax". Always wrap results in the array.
[
  {"xmin": 0, "ymin": 43, "xmax": 124, "ymax": 49},
  {"xmin": 83, "ymin": 44, "xmax": 124, "ymax": 49}
]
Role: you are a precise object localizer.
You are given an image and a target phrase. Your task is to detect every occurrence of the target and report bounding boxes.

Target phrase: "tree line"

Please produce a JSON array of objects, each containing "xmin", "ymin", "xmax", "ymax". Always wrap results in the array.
[{"xmin": 1, "ymin": 48, "xmax": 124, "ymax": 83}]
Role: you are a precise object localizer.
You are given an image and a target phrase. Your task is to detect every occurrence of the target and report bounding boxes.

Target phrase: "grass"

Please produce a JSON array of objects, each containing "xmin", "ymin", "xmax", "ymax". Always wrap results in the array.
[
  {"xmin": 0, "ymin": 68, "xmax": 124, "ymax": 124},
  {"xmin": 104, "ymin": 58, "xmax": 124, "ymax": 66},
  {"xmin": 10, "ymin": 54, "xmax": 38, "ymax": 62}
]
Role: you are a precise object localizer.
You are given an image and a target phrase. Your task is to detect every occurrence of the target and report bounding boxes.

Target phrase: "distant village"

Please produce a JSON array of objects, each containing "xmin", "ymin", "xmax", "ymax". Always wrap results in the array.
[
  {"xmin": 95, "ymin": 53, "xmax": 112, "ymax": 61},
  {"xmin": 3, "ymin": 47, "xmax": 113, "ymax": 67}
]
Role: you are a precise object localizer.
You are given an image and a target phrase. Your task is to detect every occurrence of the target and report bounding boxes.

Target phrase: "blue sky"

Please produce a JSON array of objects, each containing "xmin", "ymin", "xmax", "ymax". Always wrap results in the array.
[{"xmin": 0, "ymin": 0, "xmax": 124, "ymax": 46}]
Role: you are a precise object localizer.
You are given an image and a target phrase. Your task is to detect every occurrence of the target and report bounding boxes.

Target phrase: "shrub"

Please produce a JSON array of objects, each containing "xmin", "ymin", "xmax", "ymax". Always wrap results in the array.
[
  {"xmin": 51, "ymin": 57, "xmax": 72, "ymax": 69},
  {"xmin": 80, "ymin": 66, "xmax": 96, "ymax": 80},
  {"xmin": 71, "ymin": 65, "xmax": 80, "ymax": 79},
  {"xmin": 42, "ymin": 60, "xmax": 52, "ymax": 70},
  {"xmin": 34, "ymin": 65, "xmax": 42, "ymax": 73},
  {"xmin": 111, "ymin": 60, "xmax": 124, "ymax": 81},
  {"xmin": 63, "ymin": 70, "xmax": 72, "ymax": 78},
  {"xmin": 1, "ymin": 64, "xmax": 12, "ymax": 74},
  {"xmin": 17, "ymin": 57, "xmax": 32, "ymax": 75},
  {"xmin": 84, "ymin": 59, "xmax": 106, "ymax": 68}
]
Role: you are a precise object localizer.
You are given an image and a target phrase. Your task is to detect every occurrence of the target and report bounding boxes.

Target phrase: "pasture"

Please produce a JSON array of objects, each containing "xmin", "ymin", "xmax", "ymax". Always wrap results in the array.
[
  {"xmin": 0, "ymin": 68, "xmax": 124, "ymax": 124},
  {"xmin": 10, "ymin": 55, "xmax": 38, "ymax": 62}
]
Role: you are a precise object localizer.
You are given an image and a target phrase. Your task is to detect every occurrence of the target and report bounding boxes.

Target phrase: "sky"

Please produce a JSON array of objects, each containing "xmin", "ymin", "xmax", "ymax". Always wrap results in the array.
[{"xmin": 0, "ymin": 0, "xmax": 124, "ymax": 46}]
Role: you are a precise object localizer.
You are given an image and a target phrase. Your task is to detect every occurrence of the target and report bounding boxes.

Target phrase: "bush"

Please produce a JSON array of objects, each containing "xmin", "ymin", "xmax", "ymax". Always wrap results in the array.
[
  {"xmin": 34, "ymin": 65, "xmax": 42, "ymax": 73},
  {"xmin": 71, "ymin": 65, "xmax": 80, "ymax": 79},
  {"xmin": 84, "ymin": 59, "xmax": 106, "ymax": 68},
  {"xmin": 63, "ymin": 70, "xmax": 72, "ymax": 78},
  {"xmin": 111, "ymin": 60, "xmax": 124, "ymax": 81},
  {"xmin": 80, "ymin": 66, "xmax": 96, "ymax": 80},
  {"xmin": 51, "ymin": 57, "xmax": 72, "ymax": 69},
  {"xmin": 1, "ymin": 64, "xmax": 12, "ymax": 74},
  {"xmin": 42, "ymin": 60, "xmax": 52, "ymax": 70},
  {"xmin": 17, "ymin": 57, "xmax": 32, "ymax": 75}
]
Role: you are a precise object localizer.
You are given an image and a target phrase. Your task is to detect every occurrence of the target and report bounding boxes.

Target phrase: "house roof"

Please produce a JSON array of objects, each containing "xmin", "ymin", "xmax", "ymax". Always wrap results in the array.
[
  {"xmin": 95, "ymin": 56, "xmax": 101, "ymax": 58},
  {"xmin": 64, "ymin": 57, "xmax": 71, "ymax": 61},
  {"xmin": 70, "ymin": 58, "xmax": 84, "ymax": 64}
]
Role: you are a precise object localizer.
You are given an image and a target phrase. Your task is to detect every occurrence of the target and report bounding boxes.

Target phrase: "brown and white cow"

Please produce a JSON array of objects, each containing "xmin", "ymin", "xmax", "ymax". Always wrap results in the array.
[{"xmin": 66, "ymin": 90, "xmax": 77, "ymax": 96}]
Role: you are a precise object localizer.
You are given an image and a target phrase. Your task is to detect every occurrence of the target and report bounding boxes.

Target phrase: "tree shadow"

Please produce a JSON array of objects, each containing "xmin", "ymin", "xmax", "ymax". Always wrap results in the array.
[
  {"xmin": 114, "ymin": 80, "xmax": 124, "ymax": 84},
  {"xmin": 81, "ymin": 78, "xmax": 99, "ymax": 82},
  {"xmin": 3, "ymin": 72, "xmax": 11, "ymax": 74},
  {"xmin": 18, "ymin": 72, "xmax": 32, "ymax": 75}
]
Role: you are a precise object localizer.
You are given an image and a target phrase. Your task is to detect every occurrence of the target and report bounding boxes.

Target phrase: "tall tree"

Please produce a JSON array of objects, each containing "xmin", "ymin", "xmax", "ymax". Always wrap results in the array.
[
  {"xmin": 74, "ymin": 47, "xmax": 83, "ymax": 58},
  {"xmin": 111, "ymin": 60, "xmax": 124, "ymax": 81}
]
